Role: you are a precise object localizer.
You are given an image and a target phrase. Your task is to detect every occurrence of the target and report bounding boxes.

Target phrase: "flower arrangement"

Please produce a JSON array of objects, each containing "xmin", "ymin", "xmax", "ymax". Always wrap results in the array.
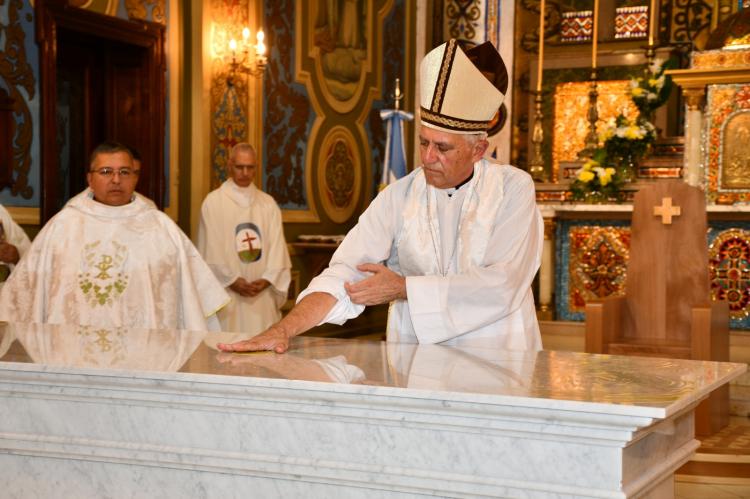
[
  {"xmin": 627, "ymin": 58, "xmax": 674, "ymax": 116},
  {"xmin": 569, "ymin": 149, "xmax": 626, "ymax": 203},
  {"xmin": 600, "ymin": 114, "xmax": 656, "ymax": 172},
  {"xmin": 569, "ymin": 58, "xmax": 673, "ymax": 203}
]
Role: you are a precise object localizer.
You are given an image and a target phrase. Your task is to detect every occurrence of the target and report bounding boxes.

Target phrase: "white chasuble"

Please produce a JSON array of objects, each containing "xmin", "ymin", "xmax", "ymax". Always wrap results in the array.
[
  {"xmin": 0, "ymin": 204, "xmax": 31, "ymax": 288},
  {"xmin": 299, "ymin": 159, "xmax": 543, "ymax": 351},
  {"xmin": 0, "ymin": 191, "xmax": 229, "ymax": 331},
  {"xmin": 197, "ymin": 180, "xmax": 291, "ymax": 335}
]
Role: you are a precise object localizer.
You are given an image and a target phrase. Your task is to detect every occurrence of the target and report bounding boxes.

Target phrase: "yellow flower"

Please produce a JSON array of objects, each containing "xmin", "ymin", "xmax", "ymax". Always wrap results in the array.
[
  {"xmin": 631, "ymin": 87, "xmax": 644, "ymax": 97},
  {"xmin": 582, "ymin": 159, "xmax": 598, "ymax": 170},
  {"xmin": 577, "ymin": 170, "xmax": 595, "ymax": 183},
  {"xmin": 648, "ymin": 78, "xmax": 658, "ymax": 87},
  {"xmin": 595, "ymin": 167, "xmax": 616, "ymax": 186},
  {"xmin": 624, "ymin": 126, "xmax": 641, "ymax": 139}
]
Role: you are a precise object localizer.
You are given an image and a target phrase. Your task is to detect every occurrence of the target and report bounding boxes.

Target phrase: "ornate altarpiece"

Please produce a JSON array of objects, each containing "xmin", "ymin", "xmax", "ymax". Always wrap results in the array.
[{"xmin": 539, "ymin": 48, "xmax": 750, "ymax": 330}]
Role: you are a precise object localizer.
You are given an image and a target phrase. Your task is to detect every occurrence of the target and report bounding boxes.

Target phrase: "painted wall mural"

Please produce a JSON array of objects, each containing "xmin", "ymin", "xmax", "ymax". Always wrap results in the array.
[
  {"xmin": 263, "ymin": 0, "xmax": 313, "ymax": 214},
  {"xmin": 263, "ymin": 0, "xmax": 409, "ymax": 226},
  {"xmin": 209, "ymin": 0, "xmax": 250, "ymax": 189},
  {"xmin": 0, "ymin": 0, "xmax": 37, "ymax": 202}
]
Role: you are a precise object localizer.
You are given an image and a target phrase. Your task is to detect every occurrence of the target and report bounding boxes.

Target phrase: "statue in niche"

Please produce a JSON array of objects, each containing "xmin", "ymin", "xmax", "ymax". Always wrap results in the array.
[{"xmin": 314, "ymin": 0, "xmax": 368, "ymax": 101}]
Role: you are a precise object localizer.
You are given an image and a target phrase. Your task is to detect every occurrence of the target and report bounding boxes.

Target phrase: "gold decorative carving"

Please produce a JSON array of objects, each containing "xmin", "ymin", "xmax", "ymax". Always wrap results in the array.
[
  {"xmin": 125, "ymin": 0, "xmax": 166, "ymax": 24},
  {"xmin": 705, "ymin": 84, "xmax": 750, "ymax": 204},
  {"xmin": 317, "ymin": 127, "xmax": 361, "ymax": 224},
  {"xmin": 683, "ymin": 88, "xmax": 705, "ymax": 110},
  {"xmin": 693, "ymin": 48, "xmax": 750, "ymax": 70},
  {"xmin": 69, "ymin": 0, "xmax": 119, "ymax": 16},
  {"xmin": 722, "ymin": 111, "xmax": 750, "ymax": 189},
  {"xmin": 552, "ymin": 81, "xmax": 638, "ymax": 182}
]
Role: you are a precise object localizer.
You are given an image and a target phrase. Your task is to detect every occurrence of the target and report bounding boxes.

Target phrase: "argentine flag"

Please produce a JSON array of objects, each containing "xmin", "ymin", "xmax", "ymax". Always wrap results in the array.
[{"xmin": 379, "ymin": 109, "xmax": 414, "ymax": 189}]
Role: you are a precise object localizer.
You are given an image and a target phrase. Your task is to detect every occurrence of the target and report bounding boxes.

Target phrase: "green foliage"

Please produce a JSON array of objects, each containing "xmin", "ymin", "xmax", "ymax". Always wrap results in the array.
[{"xmin": 627, "ymin": 58, "xmax": 676, "ymax": 116}]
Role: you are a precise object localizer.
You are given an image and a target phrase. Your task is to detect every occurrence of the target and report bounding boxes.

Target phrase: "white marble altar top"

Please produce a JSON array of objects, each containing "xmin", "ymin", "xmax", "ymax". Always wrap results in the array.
[{"xmin": 0, "ymin": 322, "xmax": 744, "ymax": 420}]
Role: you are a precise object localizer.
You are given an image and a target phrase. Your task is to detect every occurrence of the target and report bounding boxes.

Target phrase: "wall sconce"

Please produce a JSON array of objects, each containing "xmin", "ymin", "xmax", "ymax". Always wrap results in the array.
[{"xmin": 227, "ymin": 27, "xmax": 267, "ymax": 84}]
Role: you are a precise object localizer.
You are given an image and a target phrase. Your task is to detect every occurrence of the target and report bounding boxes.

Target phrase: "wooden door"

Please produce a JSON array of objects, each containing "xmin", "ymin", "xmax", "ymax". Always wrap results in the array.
[{"xmin": 37, "ymin": 0, "xmax": 165, "ymax": 221}]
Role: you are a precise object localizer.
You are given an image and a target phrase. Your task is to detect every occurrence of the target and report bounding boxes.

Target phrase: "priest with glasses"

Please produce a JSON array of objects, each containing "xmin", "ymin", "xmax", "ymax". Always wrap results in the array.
[{"xmin": 0, "ymin": 141, "xmax": 229, "ymax": 331}]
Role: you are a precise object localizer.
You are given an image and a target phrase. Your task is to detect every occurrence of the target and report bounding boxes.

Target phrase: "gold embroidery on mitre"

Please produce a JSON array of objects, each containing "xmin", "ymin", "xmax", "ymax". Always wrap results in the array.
[
  {"xmin": 78, "ymin": 240, "xmax": 129, "ymax": 307},
  {"xmin": 431, "ymin": 39, "xmax": 458, "ymax": 113},
  {"xmin": 420, "ymin": 107, "xmax": 491, "ymax": 131}
]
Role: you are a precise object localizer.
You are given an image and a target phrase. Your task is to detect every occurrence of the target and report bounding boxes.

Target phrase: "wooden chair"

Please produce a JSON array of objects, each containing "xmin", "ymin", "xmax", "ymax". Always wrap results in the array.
[{"xmin": 585, "ymin": 180, "xmax": 729, "ymax": 436}]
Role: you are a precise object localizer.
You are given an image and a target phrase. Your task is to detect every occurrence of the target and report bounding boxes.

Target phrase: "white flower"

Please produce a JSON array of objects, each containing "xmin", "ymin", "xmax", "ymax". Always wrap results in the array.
[
  {"xmin": 646, "ymin": 92, "xmax": 658, "ymax": 101},
  {"xmin": 649, "ymin": 58, "xmax": 664, "ymax": 75}
]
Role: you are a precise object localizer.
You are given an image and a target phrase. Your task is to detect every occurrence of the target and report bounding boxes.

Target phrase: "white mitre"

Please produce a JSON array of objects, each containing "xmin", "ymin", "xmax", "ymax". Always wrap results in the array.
[{"xmin": 419, "ymin": 39, "xmax": 508, "ymax": 134}]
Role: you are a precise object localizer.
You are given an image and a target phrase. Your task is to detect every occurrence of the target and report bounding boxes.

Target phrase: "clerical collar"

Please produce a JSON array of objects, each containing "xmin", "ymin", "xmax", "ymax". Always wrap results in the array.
[{"xmin": 445, "ymin": 171, "xmax": 474, "ymax": 197}]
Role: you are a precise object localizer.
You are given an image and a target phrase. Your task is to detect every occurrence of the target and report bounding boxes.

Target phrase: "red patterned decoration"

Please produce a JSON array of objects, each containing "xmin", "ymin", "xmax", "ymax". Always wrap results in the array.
[
  {"xmin": 568, "ymin": 226, "xmax": 630, "ymax": 313},
  {"xmin": 614, "ymin": 6, "xmax": 648, "ymax": 40},
  {"xmin": 709, "ymin": 229, "xmax": 750, "ymax": 318},
  {"xmin": 560, "ymin": 10, "xmax": 592, "ymax": 43}
]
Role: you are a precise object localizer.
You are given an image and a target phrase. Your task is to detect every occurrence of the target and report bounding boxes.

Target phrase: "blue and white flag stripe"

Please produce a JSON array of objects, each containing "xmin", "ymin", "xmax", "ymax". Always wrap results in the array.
[{"xmin": 380, "ymin": 109, "xmax": 414, "ymax": 187}]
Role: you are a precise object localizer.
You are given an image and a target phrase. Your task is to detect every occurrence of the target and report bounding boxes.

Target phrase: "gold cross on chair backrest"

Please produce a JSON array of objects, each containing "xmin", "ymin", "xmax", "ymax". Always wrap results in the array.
[{"xmin": 653, "ymin": 197, "xmax": 681, "ymax": 224}]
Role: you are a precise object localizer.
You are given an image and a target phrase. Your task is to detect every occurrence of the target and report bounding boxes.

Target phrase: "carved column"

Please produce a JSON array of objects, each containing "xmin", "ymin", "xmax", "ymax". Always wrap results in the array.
[
  {"xmin": 538, "ymin": 217, "xmax": 556, "ymax": 320},
  {"xmin": 683, "ymin": 88, "xmax": 706, "ymax": 187}
]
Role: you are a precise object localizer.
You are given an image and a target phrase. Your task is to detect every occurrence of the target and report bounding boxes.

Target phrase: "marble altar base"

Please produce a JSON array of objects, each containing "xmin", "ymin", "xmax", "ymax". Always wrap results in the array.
[{"xmin": 0, "ymin": 323, "xmax": 744, "ymax": 498}]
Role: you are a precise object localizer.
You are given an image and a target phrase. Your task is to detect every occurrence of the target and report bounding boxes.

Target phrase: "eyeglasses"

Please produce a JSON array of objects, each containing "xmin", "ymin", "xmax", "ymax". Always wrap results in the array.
[{"xmin": 91, "ymin": 168, "xmax": 140, "ymax": 178}]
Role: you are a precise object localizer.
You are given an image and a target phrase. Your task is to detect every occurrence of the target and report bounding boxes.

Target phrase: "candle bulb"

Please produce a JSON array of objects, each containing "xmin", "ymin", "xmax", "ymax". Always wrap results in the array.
[
  {"xmin": 229, "ymin": 38, "xmax": 237, "ymax": 53},
  {"xmin": 242, "ymin": 27, "xmax": 250, "ymax": 42},
  {"xmin": 537, "ymin": 0, "xmax": 545, "ymax": 93},
  {"xmin": 648, "ymin": 0, "xmax": 657, "ymax": 47},
  {"xmin": 592, "ymin": 0, "xmax": 599, "ymax": 69},
  {"xmin": 256, "ymin": 30, "xmax": 266, "ymax": 55}
]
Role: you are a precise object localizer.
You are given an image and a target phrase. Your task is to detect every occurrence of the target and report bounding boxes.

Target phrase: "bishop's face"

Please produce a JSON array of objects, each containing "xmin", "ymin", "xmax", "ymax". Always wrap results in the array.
[
  {"xmin": 87, "ymin": 151, "xmax": 139, "ymax": 206},
  {"xmin": 418, "ymin": 125, "xmax": 487, "ymax": 189},
  {"xmin": 229, "ymin": 149, "xmax": 257, "ymax": 188}
]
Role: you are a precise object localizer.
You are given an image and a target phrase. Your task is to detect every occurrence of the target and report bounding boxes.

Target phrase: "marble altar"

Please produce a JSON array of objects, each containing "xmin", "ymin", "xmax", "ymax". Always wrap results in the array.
[{"xmin": 0, "ymin": 322, "xmax": 744, "ymax": 498}]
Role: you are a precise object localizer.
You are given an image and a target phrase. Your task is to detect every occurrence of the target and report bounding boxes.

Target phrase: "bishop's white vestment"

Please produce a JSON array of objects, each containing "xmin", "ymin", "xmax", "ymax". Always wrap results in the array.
[
  {"xmin": 197, "ymin": 180, "xmax": 291, "ymax": 335},
  {"xmin": 0, "ymin": 204, "xmax": 31, "ymax": 288},
  {"xmin": 0, "ymin": 191, "xmax": 229, "ymax": 331},
  {"xmin": 299, "ymin": 159, "xmax": 543, "ymax": 351}
]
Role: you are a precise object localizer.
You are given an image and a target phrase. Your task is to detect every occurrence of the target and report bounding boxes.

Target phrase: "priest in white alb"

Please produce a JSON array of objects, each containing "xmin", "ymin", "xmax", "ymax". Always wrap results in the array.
[
  {"xmin": 197, "ymin": 142, "xmax": 291, "ymax": 335},
  {"xmin": 218, "ymin": 39, "xmax": 543, "ymax": 354},
  {"xmin": 0, "ymin": 141, "xmax": 229, "ymax": 331}
]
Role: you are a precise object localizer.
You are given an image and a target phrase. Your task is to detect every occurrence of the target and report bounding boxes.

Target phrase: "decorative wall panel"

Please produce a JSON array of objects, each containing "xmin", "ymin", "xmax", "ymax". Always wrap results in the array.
[
  {"xmin": 556, "ymin": 220, "xmax": 630, "ymax": 321},
  {"xmin": 708, "ymin": 223, "xmax": 750, "ymax": 329},
  {"xmin": 555, "ymin": 218, "xmax": 750, "ymax": 329},
  {"xmin": 705, "ymin": 84, "xmax": 750, "ymax": 205},
  {"xmin": 209, "ymin": 0, "xmax": 250, "ymax": 190},
  {"xmin": 317, "ymin": 127, "xmax": 361, "ymax": 224},
  {"xmin": 444, "ymin": 0, "xmax": 485, "ymax": 44},
  {"xmin": 268, "ymin": 0, "xmax": 409, "ymax": 226},
  {"xmin": 0, "ymin": 0, "xmax": 36, "ymax": 202}
]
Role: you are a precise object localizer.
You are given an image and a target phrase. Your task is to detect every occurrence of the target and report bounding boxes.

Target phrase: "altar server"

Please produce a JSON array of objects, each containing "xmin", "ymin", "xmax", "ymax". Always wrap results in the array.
[
  {"xmin": 0, "ymin": 141, "xmax": 229, "ymax": 331},
  {"xmin": 0, "ymin": 204, "xmax": 31, "ymax": 288},
  {"xmin": 197, "ymin": 142, "xmax": 291, "ymax": 334},
  {"xmin": 219, "ymin": 39, "xmax": 543, "ymax": 353}
]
